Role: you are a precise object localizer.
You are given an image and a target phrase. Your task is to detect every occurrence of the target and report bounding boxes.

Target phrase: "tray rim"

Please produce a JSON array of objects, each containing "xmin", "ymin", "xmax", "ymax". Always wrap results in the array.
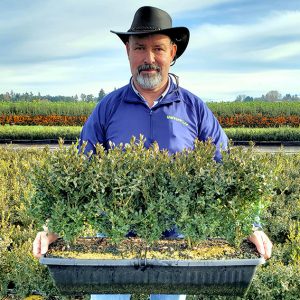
[{"xmin": 40, "ymin": 256, "xmax": 265, "ymax": 267}]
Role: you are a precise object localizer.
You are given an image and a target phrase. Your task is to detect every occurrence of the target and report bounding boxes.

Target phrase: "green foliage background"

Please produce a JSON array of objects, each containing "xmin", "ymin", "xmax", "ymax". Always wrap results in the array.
[
  {"xmin": 1, "ymin": 125, "xmax": 300, "ymax": 142},
  {"xmin": 1, "ymin": 101, "xmax": 300, "ymax": 117},
  {"xmin": 0, "ymin": 144, "xmax": 299, "ymax": 299}
]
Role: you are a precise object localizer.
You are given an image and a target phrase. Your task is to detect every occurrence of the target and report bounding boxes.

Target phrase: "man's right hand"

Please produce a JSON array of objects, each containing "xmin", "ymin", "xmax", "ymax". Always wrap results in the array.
[{"xmin": 32, "ymin": 231, "xmax": 59, "ymax": 258}]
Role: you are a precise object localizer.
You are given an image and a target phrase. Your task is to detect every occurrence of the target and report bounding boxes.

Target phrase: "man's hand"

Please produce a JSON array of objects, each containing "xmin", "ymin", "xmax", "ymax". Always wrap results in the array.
[
  {"xmin": 248, "ymin": 231, "xmax": 273, "ymax": 260},
  {"xmin": 32, "ymin": 231, "xmax": 58, "ymax": 258}
]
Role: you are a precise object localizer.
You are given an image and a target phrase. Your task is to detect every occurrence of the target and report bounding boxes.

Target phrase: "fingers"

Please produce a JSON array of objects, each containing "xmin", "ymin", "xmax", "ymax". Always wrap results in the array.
[
  {"xmin": 33, "ymin": 231, "xmax": 43, "ymax": 258},
  {"xmin": 40, "ymin": 232, "xmax": 50, "ymax": 256},
  {"xmin": 32, "ymin": 231, "xmax": 58, "ymax": 259},
  {"xmin": 248, "ymin": 231, "xmax": 273, "ymax": 260}
]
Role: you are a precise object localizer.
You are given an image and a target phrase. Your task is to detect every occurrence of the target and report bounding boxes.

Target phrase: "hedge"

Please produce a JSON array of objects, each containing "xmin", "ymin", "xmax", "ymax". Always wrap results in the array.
[
  {"xmin": 1, "ymin": 101, "xmax": 300, "ymax": 118},
  {"xmin": 217, "ymin": 114, "xmax": 300, "ymax": 127},
  {"xmin": 0, "ymin": 101, "xmax": 94, "ymax": 116},
  {"xmin": 207, "ymin": 101, "xmax": 300, "ymax": 117},
  {"xmin": 2, "ymin": 114, "xmax": 300, "ymax": 127},
  {"xmin": 0, "ymin": 147, "xmax": 58, "ymax": 298},
  {"xmin": 1, "ymin": 101, "xmax": 300, "ymax": 127},
  {"xmin": 29, "ymin": 139, "xmax": 273, "ymax": 246},
  {"xmin": 0, "ymin": 145, "xmax": 299, "ymax": 299},
  {"xmin": 1, "ymin": 125, "xmax": 300, "ymax": 143}
]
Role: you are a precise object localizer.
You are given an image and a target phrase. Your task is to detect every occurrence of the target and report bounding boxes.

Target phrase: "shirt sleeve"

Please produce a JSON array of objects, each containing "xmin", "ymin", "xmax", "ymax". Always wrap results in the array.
[
  {"xmin": 198, "ymin": 102, "xmax": 229, "ymax": 162},
  {"xmin": 78, "ymin": 102, "xmax": 106, "ymax": 154}
]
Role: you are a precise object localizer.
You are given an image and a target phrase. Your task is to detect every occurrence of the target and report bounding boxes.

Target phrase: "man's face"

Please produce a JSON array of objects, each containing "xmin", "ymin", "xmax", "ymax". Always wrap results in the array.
[{"xmin": 126, "ymin": 34, "xmax": 177, "ymax": 91}]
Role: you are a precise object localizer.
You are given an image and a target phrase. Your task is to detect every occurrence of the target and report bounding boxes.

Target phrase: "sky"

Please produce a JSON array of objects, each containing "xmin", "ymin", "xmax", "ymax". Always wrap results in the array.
[{"xmin": 0, "ymin": 0, "xmax": 300, "ymax": 101}]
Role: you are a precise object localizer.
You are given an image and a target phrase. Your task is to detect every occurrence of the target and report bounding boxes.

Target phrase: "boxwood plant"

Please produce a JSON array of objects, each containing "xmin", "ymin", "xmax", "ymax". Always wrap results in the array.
[{"xmin": 29, "ymin": 137, "xmax": 274, "ymax": 249}]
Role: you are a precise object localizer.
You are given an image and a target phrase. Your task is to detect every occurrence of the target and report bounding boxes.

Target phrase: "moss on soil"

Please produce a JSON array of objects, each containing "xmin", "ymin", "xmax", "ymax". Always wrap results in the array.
[{"xmin": 47, "ymin": 237, "xmax": 259, "ymax": 260}]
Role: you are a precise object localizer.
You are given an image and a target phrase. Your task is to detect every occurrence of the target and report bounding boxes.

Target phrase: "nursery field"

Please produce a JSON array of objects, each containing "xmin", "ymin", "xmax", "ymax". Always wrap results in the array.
[
  {"xmin": 1, "ymin": 101, "xmax": 300, "ymax": 128},
  {"xmin": 1, "ymin": 101, "xmax": 300, "ymax": 118},
  {"xmin": 0, "ymin": 101, "xmax": 300, "ymax": 299},
  {"xmin": 1, "ymin": 125, "xmax": 300, "ymax": 143},
  {"xmin": 0, "ymin": 145, "xmax": 299, "ymax": 299},
  {"xmin": 1, "ymin": 101, "xmax": 300, "ymax": 144}
]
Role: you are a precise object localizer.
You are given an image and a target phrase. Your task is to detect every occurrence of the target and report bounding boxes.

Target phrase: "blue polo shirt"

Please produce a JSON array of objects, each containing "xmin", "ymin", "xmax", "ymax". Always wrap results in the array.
[{"xmin": 79, "ymin": 77, "xmax": 228, "ymax": 161}]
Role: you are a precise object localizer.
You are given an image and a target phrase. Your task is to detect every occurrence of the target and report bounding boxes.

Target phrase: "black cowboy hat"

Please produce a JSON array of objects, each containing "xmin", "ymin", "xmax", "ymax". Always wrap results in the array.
[{"xmin": 111, "ymin": 6, "xmax": 189, "ymax": 60}]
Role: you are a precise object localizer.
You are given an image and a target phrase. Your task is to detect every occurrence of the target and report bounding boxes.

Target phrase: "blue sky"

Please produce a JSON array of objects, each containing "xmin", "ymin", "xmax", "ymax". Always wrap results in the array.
[{"xmin": 0, "ymin": 0, "xmax": 299, "ymax": 101}]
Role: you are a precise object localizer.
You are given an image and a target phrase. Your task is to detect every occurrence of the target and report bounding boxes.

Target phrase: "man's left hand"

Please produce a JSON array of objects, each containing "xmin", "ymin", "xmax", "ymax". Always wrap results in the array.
[{"xmin": 248, "ymin": 231, "xmax": 273, "ymax": 260}]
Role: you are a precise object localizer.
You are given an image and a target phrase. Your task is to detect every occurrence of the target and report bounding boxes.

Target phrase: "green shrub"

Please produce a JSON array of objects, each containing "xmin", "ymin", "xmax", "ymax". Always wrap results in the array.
[
  {"xmin": 0, "ymin": 100, "xmax": 95, "ymax": 116},
  {"xmin": 0, "ymin": 125, "xmax": 81, "ymax": 141},
  {"xmin": 225, "ymin": 127, "xmax": 300, "ymax": 142},
  {"xmin": 2, "ymin": 100, "xmax": 300, "ymax": 118},
  {"xmin": 262, "ymin": 152, "xmax": 300, "ymax": 264},
  {"xmin": 207, "ymin": 101, "xmax": 300, "ymax": 117},
  {"xmin": 0, "ymin": 147, "xmax": 58, "ymax": 299},
  {"xmin": 29, "ymin": 138, "xmax": 274, "ymax": 248},
  {"xmin": 1, "ymin": 145, "xmax": 300, "ymax": 299},
  {"xmin": 2, "ymin": 125, "xmax": 300, "ymax": 142},
  {"xmin": 247, "ymin": 260, "xmax": 300, "ymax": 299}
]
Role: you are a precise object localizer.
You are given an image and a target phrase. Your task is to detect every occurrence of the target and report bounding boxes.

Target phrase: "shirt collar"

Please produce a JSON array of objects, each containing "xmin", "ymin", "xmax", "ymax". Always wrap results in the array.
[{"xmin": 130, "ymin": 77, "xmax": 171, "ymax": 107}]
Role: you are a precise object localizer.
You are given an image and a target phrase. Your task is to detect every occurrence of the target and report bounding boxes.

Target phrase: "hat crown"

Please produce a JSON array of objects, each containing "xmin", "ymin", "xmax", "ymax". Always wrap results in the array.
[
  {"xmin": 128, "ymin": 6, "xmax": 172, "ymax": 32},
  {"xmin": 111, "ymin": 6, "xmax": 189, "ymax": 60}
]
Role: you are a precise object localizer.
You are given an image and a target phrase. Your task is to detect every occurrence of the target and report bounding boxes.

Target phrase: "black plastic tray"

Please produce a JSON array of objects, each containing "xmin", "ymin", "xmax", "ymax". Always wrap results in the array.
[{"xmin": 40, "ymin": 257, "xmax": 264, "ymax": 296}]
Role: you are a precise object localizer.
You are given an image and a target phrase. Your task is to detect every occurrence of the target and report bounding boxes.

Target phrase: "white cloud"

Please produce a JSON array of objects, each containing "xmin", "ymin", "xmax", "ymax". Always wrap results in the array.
[
  {"xmin": 179, "ymin": 69, "xmax": 300, "ymax": 101},
  {"xmin": 0, "ymin": 53, "xmax": 129, "ymax": 96},
  {"xmin": 246, "ymin": 41, "xmax": 300, "ymax": 62},
  {"xmin": 189, "ymin": 10, "xmax": 300, "ymax": 53},
  {"xmin": 0, "ymin": 1, "xmax": 299, "ymax": 100}
]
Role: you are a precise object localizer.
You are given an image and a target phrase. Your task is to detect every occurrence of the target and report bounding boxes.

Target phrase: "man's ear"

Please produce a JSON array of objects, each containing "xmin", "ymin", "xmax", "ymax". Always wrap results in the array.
[
  {"xmin": 171, "ymin": 43, "xmax": 177, "ymax": 61},
  {"xmin": 126, "ymin": 42, "xmax": 130, "ymax": 57}
]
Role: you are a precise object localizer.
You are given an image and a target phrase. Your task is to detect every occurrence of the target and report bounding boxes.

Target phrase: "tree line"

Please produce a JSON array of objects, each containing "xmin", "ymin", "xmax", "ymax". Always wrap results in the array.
[
  {"xmin": 0, "ymin": 89, "xmax": 299, "ymax": 102},
  {"xmin": 235, "ymin": 90, "xmax": 300, "ymax": 102},
  {"xmin": 0, "ymin": 89, "xmax": 107, "ymax": 103}
]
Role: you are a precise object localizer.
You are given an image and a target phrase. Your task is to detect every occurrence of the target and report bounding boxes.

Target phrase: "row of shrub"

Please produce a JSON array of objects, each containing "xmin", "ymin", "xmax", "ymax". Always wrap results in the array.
[
  {"xmin": 1, "ymin": 114, "xmax": 87, "ymax": 126},
  {"xmin": 2, "ymin": 113, "xmax": 300, "ymax": 127},
  {"xmin": 216, "ymin": 114, "xmax": 300, "ymax": 127},
  {"xmin": 225, "ymin": 127, "xmax": 300, "ymax": 142},
  {"xmin": 1, "ymin": 125, "xmax": 300, "ymax": 142},
  {"xmin": 0, "ymin": 125, "xmax": 81, "ymax": 141},
  {"xmin": 208, "ymin": 101, "xmax": 300, "ymax": 117},
  {"xmin": 1, "ymin": 100, "xmax": 300, "ymax": 118},
  {"xmin": 0, "ymin": 101, "xmax": 95, "ymax": 116},
  {"xmin": 0, "ymin": 144, "xmax": 299, "ymax": 299}
]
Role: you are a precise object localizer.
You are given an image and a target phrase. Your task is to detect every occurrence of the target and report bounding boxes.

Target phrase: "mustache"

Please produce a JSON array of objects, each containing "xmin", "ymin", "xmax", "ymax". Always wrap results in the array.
[{"xmin": 138, "ymin": 64, "xmax": 161, "ymax": 74}]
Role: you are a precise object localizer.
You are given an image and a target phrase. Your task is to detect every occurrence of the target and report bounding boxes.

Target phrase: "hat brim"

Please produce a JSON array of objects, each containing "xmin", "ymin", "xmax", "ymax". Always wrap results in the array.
[{"xmin": 111, "ymin": 27, "xmax": 189, "ymax": 60}]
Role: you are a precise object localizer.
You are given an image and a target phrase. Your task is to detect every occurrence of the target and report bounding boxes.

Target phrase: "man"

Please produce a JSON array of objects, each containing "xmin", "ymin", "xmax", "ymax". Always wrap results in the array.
[{"xmin": 33, "ymin": 6, "xmax": 272, "ymax": 300}]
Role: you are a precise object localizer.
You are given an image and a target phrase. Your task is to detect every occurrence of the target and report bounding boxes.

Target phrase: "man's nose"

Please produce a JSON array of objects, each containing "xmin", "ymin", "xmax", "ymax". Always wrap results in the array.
[{"xmin": 143, "ymin": 49, "xmax": 155, "ymax": 64}]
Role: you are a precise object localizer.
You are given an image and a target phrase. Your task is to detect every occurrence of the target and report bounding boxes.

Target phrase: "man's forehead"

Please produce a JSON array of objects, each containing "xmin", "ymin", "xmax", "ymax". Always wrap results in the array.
[{"xmin": 128, "ymin": 34, "xmax": 172, "ymax": 44}]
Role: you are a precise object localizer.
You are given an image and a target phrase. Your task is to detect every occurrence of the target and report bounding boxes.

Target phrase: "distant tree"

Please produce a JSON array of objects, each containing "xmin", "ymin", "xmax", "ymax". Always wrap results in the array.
[
  {"xmin": 253, "ymin": 97, "xmax": 261, "ymax": 101},
  {"xmin": 98, "ymin": 89, "xmax": 106, "ymax": 102},
  {"xmin": 235, "ymin": 95, "xmax": 247, "ymax": 102},
  {"xmin": 293, "ymin": 94, "xmax": 300, "ymax": 101},
  {"xmin": 282, "ymin": 94, "xmax": 292, "ymax": 101},
  {"xmin": 264, "ymin": 90, "xmax": 282, "ymax": 102},
  {"xmin": 15, "ymin": 93, "xmax": 20, "ymax": 101},
  {"xmin": 80, "ymin": 93, "xmax": 87, "ymax": 102},
  {"xmin": 244, "ymin": 96, "xmax": 254, "ymax": 102},
  {"xmin": 283, "ymin": 94, "xmax": 300, "ymax": 101},
  {"xmin": 86, "ymin": 94, "xmax": 95, "ymax": 102},
  {"xmin": 4, "ymin": 92, "xmax": 11, "ymax": 101}
]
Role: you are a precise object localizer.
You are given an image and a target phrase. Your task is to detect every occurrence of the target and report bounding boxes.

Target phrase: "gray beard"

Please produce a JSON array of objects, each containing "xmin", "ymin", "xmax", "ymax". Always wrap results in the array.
[{"xmin": 136, "ymin": 72, "xmax": 163, "ymax": 90}]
